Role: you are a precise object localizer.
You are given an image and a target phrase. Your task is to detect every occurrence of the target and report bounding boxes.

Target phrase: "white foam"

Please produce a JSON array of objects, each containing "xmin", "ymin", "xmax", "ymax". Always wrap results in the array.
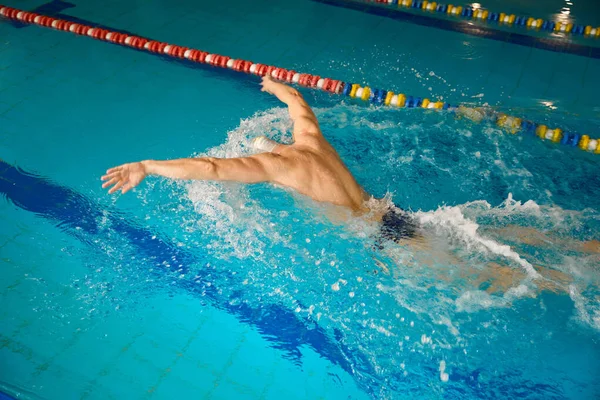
[
  {"xmin": 421, "ymin": 334, "xmax": 432, "ymax": 345},
  {"xmin": 569, "ymin": 285, "xmax": 600, "ymax": 330},
  {"xmin": 183, "ymin": 108, "xmax": 293, "ymax": 260},
  {"xmin": 370, "ymin": 322, "xmax": 394, "ymax": 336},
  {"xmin": 149, "ymin": 103, "xmax": 600, "ymax": 354},
  {"xmin": 439, "ymin": 360, "xmax": 449, "ymax": 382},
  {"xmin": 415, "ymin": 203, "xmax": 540, "ymax": 278},
  {"xmin": 457, "ymin": 193, "xmax": 593, "ymax": 237},
  {"xmin": 456, "ymin": 284, "xmax": 533, "ymax": 312}
]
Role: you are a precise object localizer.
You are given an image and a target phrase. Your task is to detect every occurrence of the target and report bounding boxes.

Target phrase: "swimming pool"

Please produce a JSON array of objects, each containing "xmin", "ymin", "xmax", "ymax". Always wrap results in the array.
[{"xmin": 1, "ymin": 0, "xmax": 599, "ymax": 398}]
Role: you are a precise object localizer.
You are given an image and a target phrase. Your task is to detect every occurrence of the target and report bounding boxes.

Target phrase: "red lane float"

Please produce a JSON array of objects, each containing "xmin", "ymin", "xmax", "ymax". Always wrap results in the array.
[
  {"xmin": 0, "ymin": 5, "xmax": 343, "ymax": 93},
  {"xmin": 2, "ymin": 4, "xmax": 598, "ymax": 154}
]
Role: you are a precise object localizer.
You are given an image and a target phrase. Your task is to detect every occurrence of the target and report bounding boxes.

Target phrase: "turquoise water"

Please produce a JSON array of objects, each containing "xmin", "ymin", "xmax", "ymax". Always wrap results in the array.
[{"xmin": 1, "ymin": 0, "xmax": 600, "ymax": 399}]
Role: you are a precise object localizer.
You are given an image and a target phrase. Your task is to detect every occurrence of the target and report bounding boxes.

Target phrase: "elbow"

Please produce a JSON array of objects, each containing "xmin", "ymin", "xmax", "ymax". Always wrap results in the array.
[{"xmin": 198, "ymin": 158, "xmax": 219, "ymax": 179}]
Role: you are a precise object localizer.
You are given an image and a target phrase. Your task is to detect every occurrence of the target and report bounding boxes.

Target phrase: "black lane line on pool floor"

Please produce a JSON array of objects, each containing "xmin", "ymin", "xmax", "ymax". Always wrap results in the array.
[
  {"xmin": 312, "ymin": 0, "xmax": 600, "ymax": 59},
  {"xmin": 0, "ymin": 159, "xmax": 383, "ymax": 395}
]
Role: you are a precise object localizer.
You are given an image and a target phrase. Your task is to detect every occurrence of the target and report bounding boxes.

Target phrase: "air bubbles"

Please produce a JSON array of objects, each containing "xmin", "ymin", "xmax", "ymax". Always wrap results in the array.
[{"xmin": 439, "ymin": 360, "xmax": 449, "ymax": 382}]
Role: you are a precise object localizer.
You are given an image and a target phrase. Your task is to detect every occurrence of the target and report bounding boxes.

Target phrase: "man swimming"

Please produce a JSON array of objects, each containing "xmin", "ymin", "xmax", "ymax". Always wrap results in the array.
[
  {"xmin": 101, "ymin": 75, "xmax": 417, "ymax": 241},
  {"xmin": 102, "ymin": 75, "xmax": 600, "ymax": 293}
]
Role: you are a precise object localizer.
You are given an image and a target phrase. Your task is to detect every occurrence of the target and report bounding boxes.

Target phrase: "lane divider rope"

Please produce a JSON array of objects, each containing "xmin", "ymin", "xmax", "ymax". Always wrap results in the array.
[
  {"xmin": 372, "ymin": 0, "xmax": 600, "ymax": 40},
  {"xmin": 1, "ymin": 5, "xmax": 598, "ymax": 155}
]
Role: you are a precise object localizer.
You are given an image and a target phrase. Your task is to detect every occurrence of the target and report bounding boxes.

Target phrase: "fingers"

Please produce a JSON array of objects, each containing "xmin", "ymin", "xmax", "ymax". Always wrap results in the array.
[
  {"xmin": 101, "ymin": 177, "xmax": 119, "ymax": 189},
  {"xmin": 121, "ymin": 183, "xmax": 133, "ymax": 194},
  {"xmin": 106, "ymin": 166, "xmax": 123, "ymax": 174},
  {"xmin": 102, "ymin": 164, "xmax": 135, "ymax": 195},
  {"xmin": 261, "ymin": 75, "xmax": 274, "ymax": 90},
  {"xmin": 101, "ymin": 171, "xmax": 120, "ymax": 181},
  {"xmin": 108, "ymin": 179, "xmax": 126, "ymax": 194},
  {"xmin": 103, "ymin": 178, "xmax": 135, "ymax": 195},
  {"xmin": 103, "ymin": 177, "xmax": 123, "ymax": 193}
]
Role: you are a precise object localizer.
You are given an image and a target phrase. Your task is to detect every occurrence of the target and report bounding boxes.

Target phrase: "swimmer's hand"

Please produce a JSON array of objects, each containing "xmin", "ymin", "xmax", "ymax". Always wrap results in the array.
[
  {"xmin": 101, "ymin": 162, "xmax": 147, "ymax": 194},
  {"xmin": 260, "ymin": 75, "xmax": 278, "ymax": 95}
]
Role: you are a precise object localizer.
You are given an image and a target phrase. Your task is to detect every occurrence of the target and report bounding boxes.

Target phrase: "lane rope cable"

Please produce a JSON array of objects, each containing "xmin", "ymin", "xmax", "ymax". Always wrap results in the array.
[{"xmin": 1, "ymin": 5, "xmax": 598, "ymax": 155}]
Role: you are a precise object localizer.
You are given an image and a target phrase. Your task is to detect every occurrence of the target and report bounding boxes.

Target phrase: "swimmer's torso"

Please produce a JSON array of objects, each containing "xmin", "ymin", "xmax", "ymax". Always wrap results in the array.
[{"xmin": 272, "ymin": 136, "xmax": 370, "ymax": 214}]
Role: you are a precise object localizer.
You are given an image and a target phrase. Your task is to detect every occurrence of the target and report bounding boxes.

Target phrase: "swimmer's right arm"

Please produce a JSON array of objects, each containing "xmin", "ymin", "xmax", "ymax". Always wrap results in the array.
[
  {"xmin": 260, "ymin": 76, "xmax": 320, "ymax": 135},
  {"xmin": 101, "ymin": 154, "xmax": 284, "ymax": 194}
]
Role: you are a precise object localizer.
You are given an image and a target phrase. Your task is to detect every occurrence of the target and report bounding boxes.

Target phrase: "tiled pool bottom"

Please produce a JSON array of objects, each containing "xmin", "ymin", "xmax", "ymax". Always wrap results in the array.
[
  {"xmin": 0, "ymin": 161, "xmax": 367, "ymax": 399},
  {"xmin": 1, "ymin": 0, "xmax": 600, "ymax": 398},
  {"xmin": 1, "ymin": 255, "xmax": 365, "ymax": 399}
]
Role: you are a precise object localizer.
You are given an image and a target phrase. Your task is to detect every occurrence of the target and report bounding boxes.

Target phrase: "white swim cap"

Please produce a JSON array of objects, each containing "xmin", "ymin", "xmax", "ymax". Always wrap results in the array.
[{"xmin": 251, "ymin": 136, "xmax": 280, "ymax": 153}]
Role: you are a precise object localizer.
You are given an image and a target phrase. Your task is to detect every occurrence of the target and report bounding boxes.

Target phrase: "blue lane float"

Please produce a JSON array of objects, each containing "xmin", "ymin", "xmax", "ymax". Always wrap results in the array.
[{"xmin": 1, "ymin": 3, "xmax": 598, "ymax": 156}]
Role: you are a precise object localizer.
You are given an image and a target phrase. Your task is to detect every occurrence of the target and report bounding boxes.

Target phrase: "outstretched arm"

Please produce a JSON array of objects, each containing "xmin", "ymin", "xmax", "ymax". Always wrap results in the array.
[
  {"xmin": 101, "ymin": 154, "xmax": 282, "ymax": 194},
  {"xmin": 260, "ymin": 76, "xmax": 321, "ymax": 141}
]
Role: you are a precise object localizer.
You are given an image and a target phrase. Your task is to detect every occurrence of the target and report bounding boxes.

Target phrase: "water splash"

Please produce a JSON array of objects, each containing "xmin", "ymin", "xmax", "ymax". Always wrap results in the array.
[{"xmin": 133, "ymin": 104, "xmax": 600, "ymax": 397}]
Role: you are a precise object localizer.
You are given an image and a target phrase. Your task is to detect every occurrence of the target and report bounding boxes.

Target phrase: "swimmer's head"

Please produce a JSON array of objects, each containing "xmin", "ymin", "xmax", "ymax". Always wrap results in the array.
[{"xmin": 251, "ymin": 136, "xmax": 280, "ymax": 153}]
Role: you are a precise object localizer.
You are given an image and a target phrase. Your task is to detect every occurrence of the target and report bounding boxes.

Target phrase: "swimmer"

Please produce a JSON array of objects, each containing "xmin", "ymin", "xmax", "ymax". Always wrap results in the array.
[
  {"xmin": 101, "ymin": 77, "xmax": 597, "ymax": 292},
  {"xmin": 101, "ymin": 75, "xmax": 416, "ymax": 242}
]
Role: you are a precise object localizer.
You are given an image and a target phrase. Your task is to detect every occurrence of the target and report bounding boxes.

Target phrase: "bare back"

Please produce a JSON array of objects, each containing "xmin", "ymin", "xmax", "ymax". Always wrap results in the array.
[
  {"xmin": 257, "ymin": 76, "xmax": 369, "ymax": 213},
  {"xmin": 103, "ymin": 76, "xmax": 371, "ymax": 215},
  {"xmin": 271, "ymin": 137, "xmax": 368, "ymax": 213}
]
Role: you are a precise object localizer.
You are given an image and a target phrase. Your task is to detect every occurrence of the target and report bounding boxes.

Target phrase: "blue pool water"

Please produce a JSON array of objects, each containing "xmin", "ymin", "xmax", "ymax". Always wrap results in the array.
[{"xmin": 1, "ymin": 0, "xmax": 600, "ymax": 399}]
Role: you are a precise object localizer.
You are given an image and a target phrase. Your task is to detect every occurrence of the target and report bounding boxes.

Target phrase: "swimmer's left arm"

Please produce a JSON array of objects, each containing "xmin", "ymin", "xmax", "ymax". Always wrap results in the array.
[{"xmin": 102, "ymin": 154, "xmax": 284, "ymax": 194}]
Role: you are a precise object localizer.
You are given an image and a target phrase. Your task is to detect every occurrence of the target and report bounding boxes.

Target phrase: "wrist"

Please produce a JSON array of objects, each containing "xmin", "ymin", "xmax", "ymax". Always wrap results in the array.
[{"xmin": 141, "ymin": 160, "xmax": 154, "ymax": 175}]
